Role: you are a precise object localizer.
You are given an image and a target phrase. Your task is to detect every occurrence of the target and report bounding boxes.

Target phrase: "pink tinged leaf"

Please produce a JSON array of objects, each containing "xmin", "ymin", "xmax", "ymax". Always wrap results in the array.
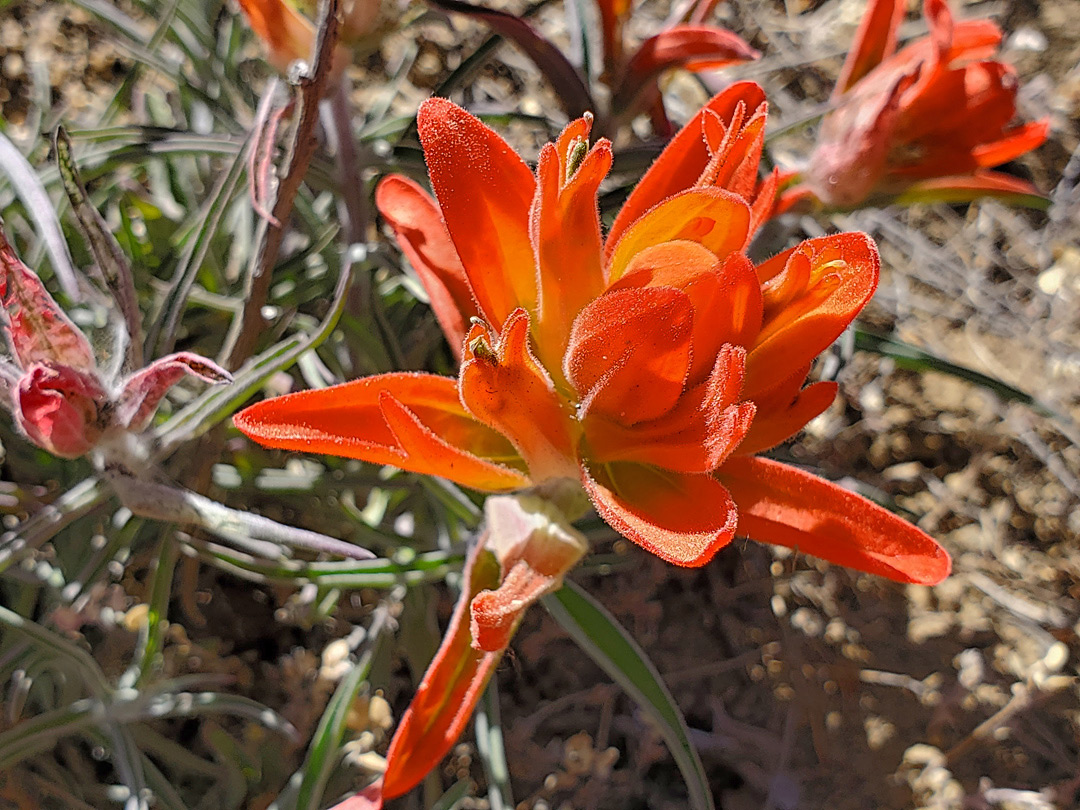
[
  {"xmin": 834, "ymin": 0, "xmax": 906, "ymax": 96},
  {"xmin": 15, "ymin": 362, "xmax": 107, "ymax": 458},
  {"xmin": 582, "ymin": 461, "xmax": 738, "ymax": 566},
  {"xmin": 375, "ymin": 175, "xmax": 478, "ymax": 355},
  {"xmin": 530, "ymin": 121, "xmax": 610, "ymax": 372},
  {"xmin": 417, "ymin": 98, "xmax": 538, "ymax": 328},
  {"xmin": 608, "ymin": 82, "xmax": 766, "ymax": 251},
  {"xmin": 116, "ymin": 352, "xmax": 231, "ymax": 432},
  {"xmin": 717, "ymin": 456, "xmax": 951, "ymax": 585},
  {"xmin": 615, "ymin": 26, "xmax": 759, "ymax": 113},
  {"xmin": 808, "ymin": 70, "xmax": 912, "ymax": 209},
  {"xmin": 423, "ymin": 0, "xmax": 595, "ymax": 117},
  {"xmin": 381, "ymin": 538, "xmax": 505, "ymax": 800},
  {"xmin": 565, "ymin": 286, "xmax": 693, "ymax": 426},
  {"xmin": 459, "ymin": 310, "xmax": 580, "ymax": 483},
  {"xmin": 233, "ymin": 372, "xmax": 529, "ymax": 492},
  {"xmin": 471, "ymin": 494, "xmax": 588, "ymax": 651},
  {"xmin": 0, "ymin": 228, "xmax": 95, "ymax": 372}
]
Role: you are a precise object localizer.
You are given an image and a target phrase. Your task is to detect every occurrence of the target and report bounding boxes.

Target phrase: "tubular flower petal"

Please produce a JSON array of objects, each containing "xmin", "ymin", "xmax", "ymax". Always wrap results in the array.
[
  {"xmin": 531, "ymin": 115, "xmax": 610, "ymax": 371},
  {"xmin": 233, "ymin": 373, "xmax": 528, "ymax": 492},
  {"xmin": 237, "ymin": 86, "xmax": 951, "ymax": 804},
  {"xmin": 460, "ymin": 311, "xmax": 579, "ymax": 482},
  {"xmin": 418, "ymin": 97, "xmax": 538, "ymax": 328},
  {"xmin": 786, "ymin": 0, "xmax": 1048, "ymax": 210}
]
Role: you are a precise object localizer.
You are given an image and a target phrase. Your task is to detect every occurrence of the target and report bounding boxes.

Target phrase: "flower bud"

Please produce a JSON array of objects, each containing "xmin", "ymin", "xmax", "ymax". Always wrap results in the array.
[{"xmin": 15, "ymin": 363, "xmax": 108, "ymax": 458}]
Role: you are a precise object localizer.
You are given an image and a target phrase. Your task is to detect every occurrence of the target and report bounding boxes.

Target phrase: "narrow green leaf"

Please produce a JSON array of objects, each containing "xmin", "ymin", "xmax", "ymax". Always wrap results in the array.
[
  {"xmin": 853, "ymin": 327, "xmax": 1076, "ymax": 433},
  {"xmin": 543, "ymin": 581, "xmax": 714, "ymax": 810},
  {"xmin": 475, "ymin": 680, "xmax": 513, "ymax": 810},
  {"xmin": 293, "ymin": 607, "xmax": 391, "ymax": 810},
  {"xmin": 430, "ymin": 779, "xmax": 471, "ymax": 810},
  {"xmin": 152, "ymin": 254, "xmax": 356, "ymax": 455},
  {"xmin": 54, "ymin": 126, "xmax": 144, "ymax": 367}
]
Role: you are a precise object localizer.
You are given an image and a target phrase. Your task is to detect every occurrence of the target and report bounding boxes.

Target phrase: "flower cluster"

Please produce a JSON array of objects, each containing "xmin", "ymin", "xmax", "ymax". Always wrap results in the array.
[
  {"xmin": 783, "ymin": 0, "xmax": 1049, "ymax": 209},
  {"xmin": 235, "ymin": 82, "xmax": 950, "ymax": 805}
]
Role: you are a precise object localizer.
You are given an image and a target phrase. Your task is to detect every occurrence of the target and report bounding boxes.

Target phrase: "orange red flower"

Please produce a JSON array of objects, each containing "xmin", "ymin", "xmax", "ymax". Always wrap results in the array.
[
  {"xmin": 782, "ymin": 0, "xmax": 1049, "ymax": 210},
  {"xmin": 234, "ymin": 82, "xmax": 950, "ymax": 803}
]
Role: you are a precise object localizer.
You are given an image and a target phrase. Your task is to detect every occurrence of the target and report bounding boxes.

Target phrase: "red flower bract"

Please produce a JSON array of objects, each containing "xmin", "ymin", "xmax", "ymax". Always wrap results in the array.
[
  {"xmin": 783, "ymin": 0, "xmax": 1049, "ymax": 209},
  {"xmin": 233, "ymin": 83, "xmax": 950, "ymax": 805},
  {"xmin": 236, "ymin": 81, "xmax": 948, "ymax": 577}
]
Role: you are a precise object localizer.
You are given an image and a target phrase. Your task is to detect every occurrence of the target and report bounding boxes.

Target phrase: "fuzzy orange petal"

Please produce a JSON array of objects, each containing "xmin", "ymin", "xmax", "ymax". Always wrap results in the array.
[
  {"xmin": 607, "ymin": 188, "xmax": 751, "ymax": 283},
  {"xmin": 565, "ymin": 287, "xmax": 693, "ymax": 425},
  {"xmin": 375, "ymin": 175, "xmax": 477, "ymax": 354},
  {"xmin": 460, "ymin": 310, "xmax": 579, "ymax": 482},
  {"xmin": 717, "ymin": 456, "xmax": 951, "ymax": 584},
  {"xmin": 584, "ymin": 345, "xmax": 755, "ymax": 473},
  {"xmin": 608, "ymin": 82, "xmax": 765, "ymax": 252},
  {"xmin": 417, "ymin": 98, "xmax": 537, "ymax": 326},
  {"xmin": 582, "ymin": 461, "xmax": 737, "ymax": 566},
  {"xmin": 233, "ymin": 373, "xmax": 528, "ymax": 491},
  {"xmin": 834, "ymin": 0, "xmax": 905, "ymax": 96},
  {"xmin": 745, "ymin": 233, "xmax": 878, "ymax": 397},
  {"xmin": 613, "ymin": 248, "xmax": 763, "ymax": 384},
  {"xmin": 382, "ymin": 541, "xmax": 504, "ymax": 799},
  {"xmin": 531, "ymin": 125, "xmax": 610, "ymax": 370}
]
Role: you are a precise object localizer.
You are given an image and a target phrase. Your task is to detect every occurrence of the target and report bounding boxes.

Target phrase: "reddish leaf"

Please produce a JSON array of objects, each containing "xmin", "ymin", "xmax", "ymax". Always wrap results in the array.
[
  {"xmin": 615, "ymin": 26, "xmax": 759, "ymax": 113},
  {"xmin": 459, "ymin": 310, "xmax": 579, "ymax": 482},
  {"xmin": 375, "ymin": 175, "xmax": 478, "ymax": 355},
  {"xmin": 233, "ymin": 373, "xmax": 529, "ymax": 492},
  {"xmin": 565, "ymin": 287, "xmax": 692, "ymax": 425},
  {"xmin": 834, "ymin": 0, "xmax": 905, "ymax": 96},
  {"xmin": 417, "ymin": 98, "xmax": 538, "ymax": 328},
  {"xmin": 0, "ymin": 227, "xmax": 95, "ymax": 372},
  {"xmin": 424, "ymin": 0, "xmax": 595, "ymax": 117},
  {"xmin": 116, "ymin": 352, "xmax": 231, "ymax": 432},
  {"xmin": 381, "ymin": 539, "xmax": 504, "ymax": 799}
]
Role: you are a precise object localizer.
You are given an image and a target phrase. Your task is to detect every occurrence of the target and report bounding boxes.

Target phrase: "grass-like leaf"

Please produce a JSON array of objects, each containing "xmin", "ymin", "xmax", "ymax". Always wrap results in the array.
[
  {"xmin": 543, "ymin": 581, "xmax": 715, "ymax": 810},
  {"xmin": 291, "ymin": 606, "xmax": 391, "ymax": 810}
]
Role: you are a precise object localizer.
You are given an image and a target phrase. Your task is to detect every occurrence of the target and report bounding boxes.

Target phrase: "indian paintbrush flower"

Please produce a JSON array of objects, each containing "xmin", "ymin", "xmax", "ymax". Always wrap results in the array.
[
  {"xmin": 0, "ymin": 226, "xmax": 230, "ymax": 459},
  {"xmin": 782, "ymin": 0, "xmax": 1049, "ymax": 210},
  {"xmin": 234, "ymin": 83, "xmax": 950, "ymax": 804}
]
